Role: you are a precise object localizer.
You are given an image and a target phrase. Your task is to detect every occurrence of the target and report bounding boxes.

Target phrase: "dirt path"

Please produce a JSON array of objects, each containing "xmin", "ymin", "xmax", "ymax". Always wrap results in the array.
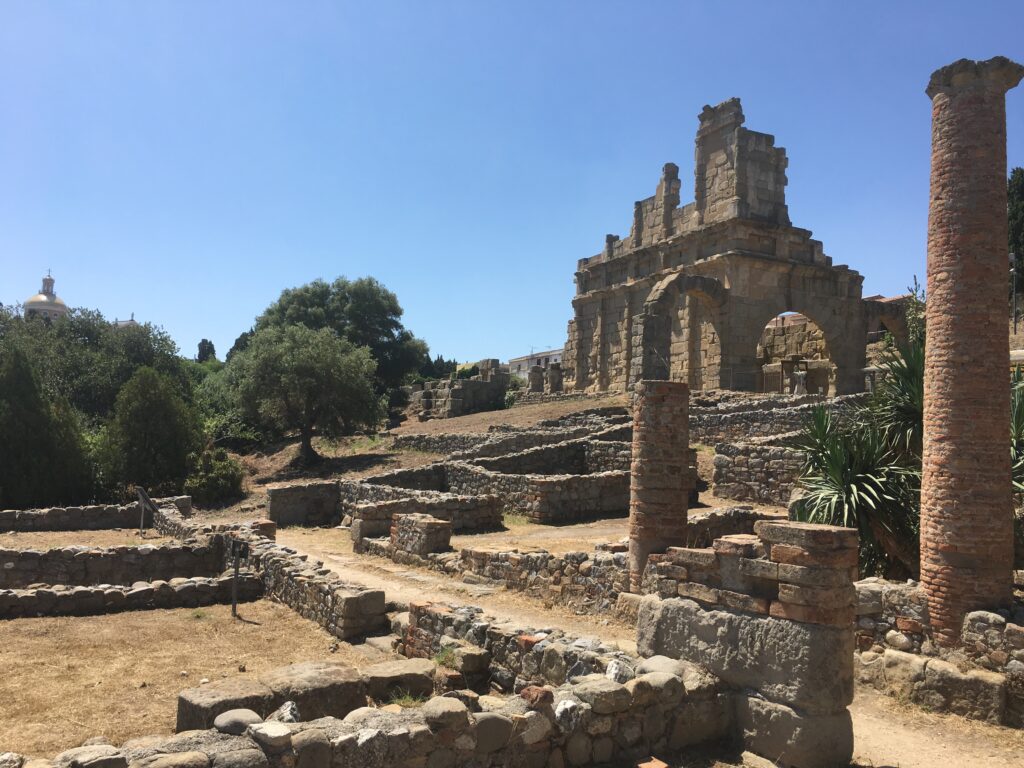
[
  {"xmin": 277, "ymin": 527, "xmax": 638, "ymax": 653},
  {"xmin": 280, "ymin": 528, "xmax": 1024, "ymax": 768},
  {"xmin": 850, "ymin": 687, "xmax": 1024, "ymax": 767}
]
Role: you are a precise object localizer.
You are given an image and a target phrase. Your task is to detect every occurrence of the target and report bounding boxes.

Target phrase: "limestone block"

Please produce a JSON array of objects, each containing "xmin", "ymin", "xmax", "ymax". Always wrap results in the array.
[
  {"xmin": 176, "ymin": 678, "xmax": 275, "ymax": 732},
  {"xmin": 637, "ymin": 597, "xmax": 853, "ymax": 715},
  {"xmin": 258, "ymin": 661, "xmax": 366, "ymax": 720},
  {"xmin": 361, "ymin": 658, "xmax": 435, "ymax": 701},
  {"xmin": 735, "ymin": 694, "xmax": 853, "ymax": 768},
  {"xmin": 915, "ymin": 658, "xmax": 1006, "ymax": 724}
]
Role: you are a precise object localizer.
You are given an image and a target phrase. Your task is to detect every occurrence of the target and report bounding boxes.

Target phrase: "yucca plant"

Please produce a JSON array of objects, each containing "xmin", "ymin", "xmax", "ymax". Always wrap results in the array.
[
  {"xmin": 790, "ymin": 409, "xmax": 920, "ymax": 578},
  {"xmin": 869, "ymin": 340, "xmax": 925, "ymax": 460}
]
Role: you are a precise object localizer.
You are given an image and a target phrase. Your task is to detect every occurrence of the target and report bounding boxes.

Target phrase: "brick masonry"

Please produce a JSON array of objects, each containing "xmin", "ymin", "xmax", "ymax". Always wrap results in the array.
[
  {"xmin": 921, "ymin": 57, "xmax": 1024, "ymax": 645},
  {"xmin": 628, "ymin": 380, "xmax": 692, "ymax": 591}
]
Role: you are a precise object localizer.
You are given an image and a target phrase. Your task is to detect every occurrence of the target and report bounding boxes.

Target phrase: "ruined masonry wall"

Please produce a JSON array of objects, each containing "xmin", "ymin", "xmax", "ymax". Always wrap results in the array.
[
  {"xmin": 0, "ymin": 503, "xmax": 146, "ymax": 532},
  {"xmin": 0, "ymin": 541, "xmax": 224, "ymax": 589},
  {"xmin": 711, "ymin": 440, "xmax": 805, "ymax": 506}
]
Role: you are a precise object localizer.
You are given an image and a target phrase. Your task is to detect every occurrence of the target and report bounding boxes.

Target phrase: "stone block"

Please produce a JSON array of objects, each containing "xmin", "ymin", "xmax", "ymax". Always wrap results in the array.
[
  {"xmin": 258, "ymin": 660, "xmax": 366, "ymax": 720},
  {"xmin": 637, "ymin": 597, "xmax": 853, "ymax": 715},
  {"xmin": 176, "ymin": 678, "xmax": 275, "ymax": 732},
  {"xmin": 362, "ymin": 658, "xmax": 435, "ymax": 701},
  {"xmin": 916, "ymin": 658, "xmax": 1006, "ymax": 724},
  {"xmin": 735, "ymin": 694, "xmax": 853, "ymax": 768},
  {"xmin": 753, "ymin": 520, "xmax": 857, "ymax": 552}
]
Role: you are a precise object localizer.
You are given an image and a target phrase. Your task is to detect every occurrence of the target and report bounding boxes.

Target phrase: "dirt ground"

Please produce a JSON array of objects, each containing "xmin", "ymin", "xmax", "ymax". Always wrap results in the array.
[
  {"xmin": 389, "ymin": 395, "xmax": 629, "ymax": 436},
  {"xmin": 0, "ymin": 601, "xmax": 393, "ymax": 758},
  {"xmin": 0, "ymin": 530, "xmax": 171, "ymax": 550}
]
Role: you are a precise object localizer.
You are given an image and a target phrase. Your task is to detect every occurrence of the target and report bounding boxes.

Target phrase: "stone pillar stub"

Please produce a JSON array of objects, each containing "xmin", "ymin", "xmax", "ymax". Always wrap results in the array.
[
  {"xmin": 527, "ymin": 365, "xmax": 545, "ymax": 394},
  {"xmin": 628, "ymin": 380, "xmax": 692, "ymax": 592},
  {"xmin": 921, "ymin": 56, "xmax": 1024, "ymax": 645}
]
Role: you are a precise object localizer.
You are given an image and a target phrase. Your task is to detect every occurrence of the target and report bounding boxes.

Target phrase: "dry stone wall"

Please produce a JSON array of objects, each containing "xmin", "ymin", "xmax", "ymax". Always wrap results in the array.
[
  {"xmin": 0, "ymin": 541, "xmax": 224, "ymax": 589},
  {"xmin": 711, "ymin": 438, "xmax": 804, "ymax": 505},
  {"xmin": 0, "ymin": 503, "xmax": 146, "ymax": 532}
]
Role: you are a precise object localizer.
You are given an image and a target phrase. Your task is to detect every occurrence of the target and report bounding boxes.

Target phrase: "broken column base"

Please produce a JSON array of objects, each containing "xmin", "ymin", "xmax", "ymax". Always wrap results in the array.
[{"xmin": 735, "ymin": 695, "xmax": 854, "ymax": 768}]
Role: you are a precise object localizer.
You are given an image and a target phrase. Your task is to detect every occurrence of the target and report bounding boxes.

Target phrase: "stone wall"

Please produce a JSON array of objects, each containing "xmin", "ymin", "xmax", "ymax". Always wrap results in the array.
[
  {"xmin": 391, "ymin": 433, "xmax": 491, "ymax": 455},
  {"xmin": 0, "ymin": 573, "xmax": 262, "ymax": 619},
  {"xmin": 408, "ymin": 377, "xmax": 507, "ymax": 420},
  {"xmin": 0, "ymin": 503, "xmax": 146, "ymax": 532},
  {"xmin": 391, "ymin": 513, "xmax": 451, "ymax": 557},
  {"xmin": 0, "ymin": 541, "xmax": 224, "ymax": 589},
  {"xmin": 267, "ymin": 481, "xmax": 340, "ymax": 527},
  {"xmin": 236, "ymin": 533, "xmax": 387, "ymax": 640},
  {"xmin": 565, "ymin": 98, "xmax": 884, "ymax": 397},
  {"xmin": 444, "ymin": 462, "xmax": 630, "ymax": 523},
  {"xmin": 363, "ymin": 507, "xmax": 779, "ymax": 617},
  {"xmin": 711, "ymin": 439, "xmax": 805, "ymax": 505},
  {"xmin": 853, "ymin": 576, "xmax": 1024, "ymax": 726},
  {"xmin": 344, "ymin": 485, "xmax": 502, "ymax": 537}
]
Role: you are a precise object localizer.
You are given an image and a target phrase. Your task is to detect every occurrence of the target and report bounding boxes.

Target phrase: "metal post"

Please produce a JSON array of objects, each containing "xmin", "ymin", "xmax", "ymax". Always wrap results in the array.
[
  {"xmin": 1012, "ymin": 253, "xmax": 1019, "ymax": 335},
  {"xmin": 231, "ymin": 552, "xmax": 239, "ymax": 618}
]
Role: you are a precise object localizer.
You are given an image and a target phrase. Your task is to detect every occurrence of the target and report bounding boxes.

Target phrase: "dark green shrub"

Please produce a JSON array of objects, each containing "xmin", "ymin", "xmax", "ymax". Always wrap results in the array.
[
  {"xmin": 185, "ymin": 448, "xmax": 244, "ymax": 507},
  {"xmin": 97, "ymin": 367, "xmax": 202, "ymax": 497}
]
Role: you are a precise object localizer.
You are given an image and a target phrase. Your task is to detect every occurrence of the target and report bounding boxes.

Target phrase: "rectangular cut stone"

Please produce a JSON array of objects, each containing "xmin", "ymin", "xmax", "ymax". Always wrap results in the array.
[
  {"xmin": 777, "ymin": 583, "xmax": 856, "ymax": 608},
  {"xmin": 677, "ymin": 582, "xmax": 720, "ymax": 605},
  {"xmin": 776, "ymin": 563, "xmax": 854, "ymax": 588},
  {"xmin": 770, "ymin": 543, "xmax": 858, "ymax": 569},
  {"xmin": 754, "ymin": 520, "xmax": 858, "ymax": 552},
  {"xmin": 637, "ymin": 596, "xmax": 854, "ymax": 715},
  {"xmin": 738, "ymin": 558, "xmax": 779, "ymax": 581},
  {"xmin": 713, "ymin": 534, "xmax": 761, "ymax": 557},
  {"xmin": 666, "ymin": 548, "xmax": 718, "ymax": 569},
  {"xmin": 769, "ymin": 600, "xmax": 854, "ymax": 628},
  {"xmin": 735, "ymin": 694, "xmax": 854, "ymax": 768},
  {"xmin": 718, "ymin": 589, "xmax": 770, "ymax": 615}
]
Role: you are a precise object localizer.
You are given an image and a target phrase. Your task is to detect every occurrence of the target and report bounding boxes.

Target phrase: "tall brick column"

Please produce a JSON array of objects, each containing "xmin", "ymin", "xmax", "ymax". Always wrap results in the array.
[
  {"xmin": 628, "ymin": 380, "xmax": 692, "ymax": 592},
  {"xmin": 921, "ymin": 57, "xmax": 1024, "ymax": 645}
]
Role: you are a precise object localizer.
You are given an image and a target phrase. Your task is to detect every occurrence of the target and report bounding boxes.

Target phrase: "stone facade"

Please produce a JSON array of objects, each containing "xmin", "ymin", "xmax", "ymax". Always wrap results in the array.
[
  {"xmin": 920, "ymin": 57, "xmax": 1024, "ymax": 645},
  {"xmin": 628, "ymin": 381, "xmax": 692, "ymax": 591},
  {"xmin": 563, "ymin": 98, "xmax": 906, "ymax": 397}
]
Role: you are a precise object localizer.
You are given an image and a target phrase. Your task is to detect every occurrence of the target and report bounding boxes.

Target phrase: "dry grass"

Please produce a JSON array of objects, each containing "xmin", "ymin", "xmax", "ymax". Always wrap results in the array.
[
  {"xmin": 0, "ymin": 601, "xmax": 390, "ymax": 758},
  {"xmin": 0, "ymin": 530, "xmax": 171, "ymax": 550}
]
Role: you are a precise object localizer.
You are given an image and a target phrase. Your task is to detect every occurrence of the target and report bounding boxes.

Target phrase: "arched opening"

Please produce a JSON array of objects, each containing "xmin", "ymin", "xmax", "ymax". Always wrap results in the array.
[
  {"xmin": 670, "ymin": 290, "xmax": 723, "ymax": 390},
  {"xmin": 756, "ymin": 311, "xmax": 834, "ymax": 395}
]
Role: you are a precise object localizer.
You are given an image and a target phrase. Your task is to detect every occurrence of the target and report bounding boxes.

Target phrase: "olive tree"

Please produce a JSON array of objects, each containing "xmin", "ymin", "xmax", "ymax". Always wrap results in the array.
[{"xmin": 229, "ymin": 325, "xmax": 383, "ymax": 464}]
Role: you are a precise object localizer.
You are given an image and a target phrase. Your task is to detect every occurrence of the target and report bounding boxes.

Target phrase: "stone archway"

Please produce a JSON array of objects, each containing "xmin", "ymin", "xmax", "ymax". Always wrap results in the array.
[
  {"xmin": 628, "ymin": 272, "xmax": 728, "ymax": 389},
  {"xmin": 756, "ymin": 311, "xmax": 833, "ymax": 394}
]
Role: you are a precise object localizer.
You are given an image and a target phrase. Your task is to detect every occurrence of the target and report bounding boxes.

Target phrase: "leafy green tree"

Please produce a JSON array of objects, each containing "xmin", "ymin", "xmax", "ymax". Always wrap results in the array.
[
  {"xmin": 97, "ymin": 367, "xmax": 202, "ymax": 497},
  {"xmin": 255, "ymin": 276, "xmax": 429, "ymax": 391},
  {"xmin": 1010, "ymin": 168, "xmax": 1024, "ymax": 303},
  {"xmin": 0, "ymin": 345, "xmax": 92, "ymax": 507},
  {"xmin": 229, "ymin": 325, "xmax": 384, "ymax": 464},
  {"xmin": 0, "ymin": 307, "xmax": 190, "ymax": 420},
  {"xmin": 197, "ymin": 339, "xmax": 216, "ymax": 363}
]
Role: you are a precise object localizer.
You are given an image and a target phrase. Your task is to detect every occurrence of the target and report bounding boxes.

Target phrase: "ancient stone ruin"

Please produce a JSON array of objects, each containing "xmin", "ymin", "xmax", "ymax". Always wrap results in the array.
[{"xmin": 562, "ymin": 97, "xmax": 906, "ymax": 396}]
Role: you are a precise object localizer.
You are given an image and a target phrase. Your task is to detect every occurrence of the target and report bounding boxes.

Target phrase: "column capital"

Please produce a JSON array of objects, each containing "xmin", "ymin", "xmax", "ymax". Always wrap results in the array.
[{"xmin": 926, "ymin": 56, "xmax": 1024, "ymax": 99}]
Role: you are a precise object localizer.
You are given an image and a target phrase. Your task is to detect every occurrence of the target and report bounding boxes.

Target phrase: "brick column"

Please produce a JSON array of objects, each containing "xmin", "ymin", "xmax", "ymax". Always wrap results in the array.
[
  {"xmin": 921, "ymin": 57, "xmax": 1024, "ymax": 645},
  {"xmin": 628, "ymin": 380, "xmax": 692, "ymax": 592}
]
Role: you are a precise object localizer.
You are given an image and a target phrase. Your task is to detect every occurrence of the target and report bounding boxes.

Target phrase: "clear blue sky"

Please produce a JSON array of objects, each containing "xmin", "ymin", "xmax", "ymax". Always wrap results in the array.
[{"xmin": 2, "ymin": 2, "xmax": 1022, "ymax": 363}]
